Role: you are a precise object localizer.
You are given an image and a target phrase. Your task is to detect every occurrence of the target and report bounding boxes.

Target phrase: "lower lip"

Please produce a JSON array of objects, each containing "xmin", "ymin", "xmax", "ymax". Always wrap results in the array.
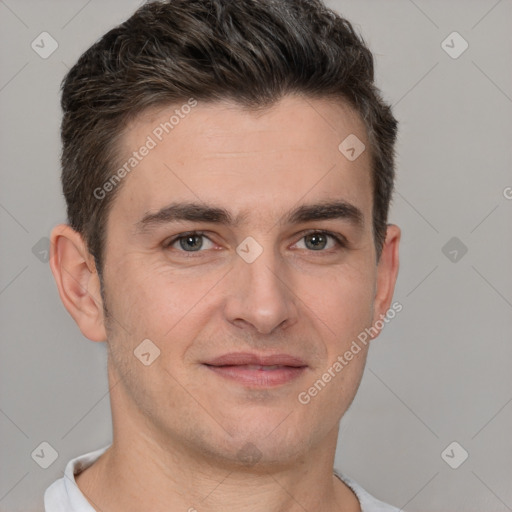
[{"xmin": 204, "ymin": 365, "xmax": 307, "ymax": 387}]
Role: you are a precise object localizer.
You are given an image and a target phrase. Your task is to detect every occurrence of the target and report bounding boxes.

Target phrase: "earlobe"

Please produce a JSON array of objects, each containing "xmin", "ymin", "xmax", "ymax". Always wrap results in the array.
[
  {"xmin": 371, "ymin": 224, "xmax": 401, "ymax": 338},
  {"xmin": 49, "ymin": 224, "xmax": 107, "ymax": 342}
]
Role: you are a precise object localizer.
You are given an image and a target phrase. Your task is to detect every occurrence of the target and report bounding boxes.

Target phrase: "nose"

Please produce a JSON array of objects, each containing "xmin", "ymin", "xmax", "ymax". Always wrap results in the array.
[{"xmin": 223, "ymin": 245, "xmax": 299, "ymax": 335}]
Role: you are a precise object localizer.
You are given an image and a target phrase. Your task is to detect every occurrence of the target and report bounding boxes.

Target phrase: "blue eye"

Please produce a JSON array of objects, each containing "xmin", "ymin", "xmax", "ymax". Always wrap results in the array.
[
  {"xmin": 303, "ymin": 232, "xmax": 332, "ymax": 250},
  {"xmin": 166, "ymin": 232, "xmax": 214, "ymax": 252},
  {"xmin": 295, "ymin": 231, "xmax": 346, "ymax": 251},
  {"xmin": 164, "ymin": 230, "xmax": 346, "ymax": 256}
]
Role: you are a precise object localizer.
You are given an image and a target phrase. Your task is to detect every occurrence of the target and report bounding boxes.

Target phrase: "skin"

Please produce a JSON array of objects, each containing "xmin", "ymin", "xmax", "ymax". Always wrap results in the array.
[{"xmin": 50, "ymin": 94, "xmax": 400, "ymax": 512}]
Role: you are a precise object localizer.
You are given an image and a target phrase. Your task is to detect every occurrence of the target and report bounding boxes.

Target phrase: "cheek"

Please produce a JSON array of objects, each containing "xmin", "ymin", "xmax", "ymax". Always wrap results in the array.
[
  {"xmin": 298, "ymin": 280, "xmax": 372, "ymax": 419},
  {"xmin": 300, "ymin": 264, "xmax": 376, "ymax": 339},
  {"xmin": 105, "ymin": 257, "xmax": 221, "ymax": 344},
  {"xmin": 302, "ymin": 267, "xmax": 374, "ymax": 407}
]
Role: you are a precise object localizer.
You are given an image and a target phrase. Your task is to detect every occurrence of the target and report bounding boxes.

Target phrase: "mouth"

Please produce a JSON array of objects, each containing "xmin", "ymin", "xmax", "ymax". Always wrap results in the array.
[{"xmin": 203, "ymin": 353, "xmax": 308, "ymax": 387}]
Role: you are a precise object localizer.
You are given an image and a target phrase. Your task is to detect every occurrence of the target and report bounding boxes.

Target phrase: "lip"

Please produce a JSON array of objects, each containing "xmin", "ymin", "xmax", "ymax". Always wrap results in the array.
[
  {"xmin": 203, "ymin": 352, "xmax": 308, "ymax": 387},
  {"xmin": 205, "ymin": 352, "xmax": 307, "ymax": 367}
]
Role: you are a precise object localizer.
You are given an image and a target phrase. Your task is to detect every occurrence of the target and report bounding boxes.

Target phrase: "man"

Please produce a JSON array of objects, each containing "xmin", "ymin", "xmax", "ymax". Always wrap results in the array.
[{"xmin": 45, "ymin": 0, "xmax": 401, "ymax": 510}]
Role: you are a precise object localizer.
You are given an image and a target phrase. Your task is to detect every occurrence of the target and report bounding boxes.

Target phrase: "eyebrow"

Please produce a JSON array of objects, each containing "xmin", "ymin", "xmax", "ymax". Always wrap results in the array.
[{"xmin": 135, "ymin": 199, "xmax": 364, "ymax": 234}]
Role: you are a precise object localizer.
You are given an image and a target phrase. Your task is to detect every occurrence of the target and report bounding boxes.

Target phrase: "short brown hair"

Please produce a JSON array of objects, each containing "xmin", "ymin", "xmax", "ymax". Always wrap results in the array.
[{"xmin": 60, "ymin": 0, "xmax": 398, "ymax": 277}]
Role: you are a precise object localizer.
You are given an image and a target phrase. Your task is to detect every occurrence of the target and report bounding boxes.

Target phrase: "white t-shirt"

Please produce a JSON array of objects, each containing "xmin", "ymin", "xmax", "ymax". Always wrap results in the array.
[{"xmin": 44, "ymin": 445, "xmax": 402, "ymax": 512}]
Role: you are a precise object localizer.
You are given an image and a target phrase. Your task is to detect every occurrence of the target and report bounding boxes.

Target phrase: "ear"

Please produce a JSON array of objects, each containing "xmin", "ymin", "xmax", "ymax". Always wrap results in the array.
[
  {"xmin": 49, "ymin": 224, "xmax": 107, "ymax": 342},
  {"xmin": 371, "ymin": 224, "xmax": 401, "ymax": 337}
]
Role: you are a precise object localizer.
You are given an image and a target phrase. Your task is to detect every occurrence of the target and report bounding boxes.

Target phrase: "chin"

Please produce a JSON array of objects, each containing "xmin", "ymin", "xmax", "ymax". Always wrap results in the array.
[{"xmin": 198, "ymin": 419, "xmax": 316, "ymax": 470}]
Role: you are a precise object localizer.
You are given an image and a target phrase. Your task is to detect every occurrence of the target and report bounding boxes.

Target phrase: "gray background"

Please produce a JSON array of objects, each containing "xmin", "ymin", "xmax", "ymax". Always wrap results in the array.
[{"xmin": 1, "ymin": 0, "xmax": 511, "ymax": 511}]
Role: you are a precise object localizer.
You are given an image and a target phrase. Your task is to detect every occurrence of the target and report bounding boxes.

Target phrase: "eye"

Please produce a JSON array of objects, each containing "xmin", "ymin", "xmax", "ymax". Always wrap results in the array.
[
  {"xmin": 294, "ymin": 231, "xmax": 346, "ymax": 251},
  {"xmin": 164, "ymin": 232, "xmax": 215, "ymax": 252}
]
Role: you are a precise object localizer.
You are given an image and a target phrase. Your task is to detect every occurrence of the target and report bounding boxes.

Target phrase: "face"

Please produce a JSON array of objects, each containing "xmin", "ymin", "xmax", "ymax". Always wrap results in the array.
[{"xmin": 97, "ymin": 95, "xmax": 396, "ymax": 466}]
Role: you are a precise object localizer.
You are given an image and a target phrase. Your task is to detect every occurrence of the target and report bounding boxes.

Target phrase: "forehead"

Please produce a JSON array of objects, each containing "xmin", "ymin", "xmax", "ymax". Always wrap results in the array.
[{"xmin": 109, "ymin": 95, "xmax": 372, "ymax": 229}]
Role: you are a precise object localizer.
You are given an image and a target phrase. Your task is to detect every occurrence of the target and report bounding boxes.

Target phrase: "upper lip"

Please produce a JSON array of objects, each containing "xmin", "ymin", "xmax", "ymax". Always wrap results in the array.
[{"xmin": 204, "ymin": 352, "xmax": 308, "ymax": 367}]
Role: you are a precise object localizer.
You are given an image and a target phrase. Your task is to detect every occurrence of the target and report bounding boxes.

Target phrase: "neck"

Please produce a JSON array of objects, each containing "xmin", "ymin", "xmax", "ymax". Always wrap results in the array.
[
  {"xmin": 75, "ymin": 371, "xmax": 360, "ymax": 512},
  {"xmin": 77, "ymin": 442, "xmax": 359, "ymax": 512}
]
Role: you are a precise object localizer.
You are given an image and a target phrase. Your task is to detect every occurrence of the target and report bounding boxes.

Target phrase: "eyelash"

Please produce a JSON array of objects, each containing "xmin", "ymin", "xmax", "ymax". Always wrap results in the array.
[{"xmin": 162, "ymin": 230, "xmax": 347, "ymax": 255}]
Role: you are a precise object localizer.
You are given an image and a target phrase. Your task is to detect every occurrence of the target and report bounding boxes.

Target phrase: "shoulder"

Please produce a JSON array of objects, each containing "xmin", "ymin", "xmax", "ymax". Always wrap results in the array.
[
  {"xmin": 44, "ymin": 445, "xmax": 111, "ymax": 512},
  {"xmin": 334, "ymin": 471, "xmax": 403, "ymax": 512}
]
